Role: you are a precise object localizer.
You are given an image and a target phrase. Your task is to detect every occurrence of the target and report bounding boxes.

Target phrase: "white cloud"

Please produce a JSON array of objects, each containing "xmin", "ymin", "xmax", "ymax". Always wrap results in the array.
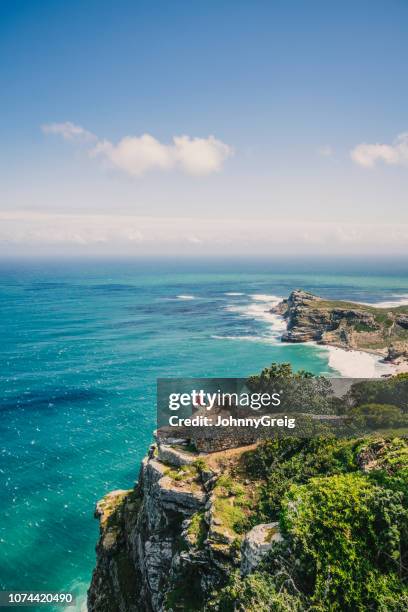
[
  {"xmin": 43, "ymin": 122, "xmax": 233, "ymax": 177},
  {"xmin": 351, "ymin": 132, "xmax": 408, "ymax": 168},
  {"xmin": 187, "ymin": 235, "xmax": 204, "ymax": 244},
  {"xmin": 2, "ymin": 211, "xmax": 408, "ymax": 256},
  {"xmin": 173, "ymin": 135, "xmax": 232, "ymax": 176},
  {"xmin": 317, "ymin": 145, "xmax": 333, "ymax": 157},
  {"xmin": 91, "ymin": 135, "xmax": 173, "ymax": 176},
  {"xmin": 92, "ymin": 133, "xmax": 232, "ymax": 177},
  {"xmin": 42, "ymin": 121, "xmax": 96, "ymax": 142}
]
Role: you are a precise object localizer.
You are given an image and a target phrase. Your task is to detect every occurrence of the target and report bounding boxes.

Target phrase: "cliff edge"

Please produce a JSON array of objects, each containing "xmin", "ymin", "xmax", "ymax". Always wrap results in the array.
[
  {"xmin": 87, "ymin": 439, "xmax": 273, "ymax": 611},
  {"xmin": 88, "ymin": 432, "xmax": 408, "ymax": 611}
]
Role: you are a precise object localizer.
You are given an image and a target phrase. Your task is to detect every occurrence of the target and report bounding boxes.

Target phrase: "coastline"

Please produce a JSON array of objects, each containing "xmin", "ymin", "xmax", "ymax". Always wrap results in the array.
[
  {"xmin": 324, "ymin": 345, "xmax": 397, "ymax": 378},
  {"xmin": 267, "ymin": 291, "xmax": 408, "ymax": 379},
  {"xmin": 303, "ymin": 338, "xmax": 408, "ymax": 378}
]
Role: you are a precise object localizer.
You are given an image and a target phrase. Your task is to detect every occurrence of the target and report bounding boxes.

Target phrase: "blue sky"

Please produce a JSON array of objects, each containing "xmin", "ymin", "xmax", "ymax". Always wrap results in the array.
[{"xmin": 1, "ymin": 0, "xmax": 408, "ymax": 255}]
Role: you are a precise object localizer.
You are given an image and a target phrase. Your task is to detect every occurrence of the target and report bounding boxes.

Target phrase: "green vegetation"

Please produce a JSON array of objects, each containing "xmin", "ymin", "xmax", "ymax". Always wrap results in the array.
[
  {"xmin": 348, "ymin": 374, "xmax": 408, "ymax": 412},
  {"xmin": 354, "ymin": 321, "xmax": 377, "ymax": 332},
  {"xmin": 212, "ymin": 474, "xmax": 252, "ymax": 536},
  {"xmin": 282, "ymin": 472, "xmax": 408, "ymax": 610},
  {"xmin": 208, "ymin": 570, "xmax": 304, "ymax": 611},
  {"xmin": 187, "ymin": 511, "xmax": 207, "ymax": 548},
  {"xmin": 164, "ymin": 367, "xmax": 408, "ymax": 611},
  {"xmin": 314, "ymin": 298, "xmax": 408, "ymax": 317},
  {"xmin": 192, "ymin": 457, "xmax": 207, "ymax": 473},
  {"xmin": 242, "ymin": 437, "xmax": 358, "ymax": 522},
  {"xmin": 210, "ymin": 435, "xmax": 408, "ymax": 611},
  {"xmin": 348, "ymin": 403, "xmax": 407, "ymax": 429},
  {"xmin": 247, "ymin": 362, "xmax": 334, "ymax": 415},
  {"xmin": 164, "ymin": 463, "xmax": 199, "ymax": 482}
]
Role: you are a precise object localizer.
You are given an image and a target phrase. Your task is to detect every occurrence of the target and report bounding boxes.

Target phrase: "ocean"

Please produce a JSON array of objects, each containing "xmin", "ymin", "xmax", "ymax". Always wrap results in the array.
[{"xmin": 1, "ymin": 257, "xmax": 408, "ymax": 609}]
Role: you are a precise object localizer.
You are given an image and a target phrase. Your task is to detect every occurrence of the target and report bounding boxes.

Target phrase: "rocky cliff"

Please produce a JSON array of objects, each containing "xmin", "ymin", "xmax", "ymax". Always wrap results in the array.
[
  {"xmin": 272, "ymin": 289, "xmax": 408, "ymax": 362},
  {"xmin": 87, "ymin": 439, "xmax": 277, "ymax": 611},
  {"xmin": 88, "ymin": 431, "xmax": 408, "ymax": 611}
]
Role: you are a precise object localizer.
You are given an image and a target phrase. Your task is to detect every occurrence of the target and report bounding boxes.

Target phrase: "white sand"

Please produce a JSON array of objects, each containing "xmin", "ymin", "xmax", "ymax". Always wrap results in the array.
[
  {"xmin": 316, "ymin": 293, "xmax": 408, "ymax": 377},
  {"xmin": 325, "ymin": 345, "xmax": 396, "ymax": 378}
]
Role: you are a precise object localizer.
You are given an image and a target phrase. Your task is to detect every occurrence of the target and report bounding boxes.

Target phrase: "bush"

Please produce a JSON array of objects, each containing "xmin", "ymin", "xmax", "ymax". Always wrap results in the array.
[
  {"xmin": 207, "ymin": 570, "xmax": 304, "ymax": 612},
  {"xmin": 281, "ymin": 472, "xmax": 408, "ymax": 610},
  {"xmin": 246, "ymin": 362, "xmax": 334, "ymax": 415},
  {"xmin": 348, "ymin": 403, "xmax": 406, "ymax": 429},
  {"xmin": 348, "ymin": 375, "xmax": 408, "ymax": 413},
  {"xmin": 243, "ymin": 437, "xmax": 358, "ymax": 522}
]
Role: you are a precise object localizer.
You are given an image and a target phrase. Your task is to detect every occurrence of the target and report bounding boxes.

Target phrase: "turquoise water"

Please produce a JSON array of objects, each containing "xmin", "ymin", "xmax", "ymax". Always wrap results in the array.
[{"xmin": 1, "ymin": 258, "xmax": 408, "ymax": 608}]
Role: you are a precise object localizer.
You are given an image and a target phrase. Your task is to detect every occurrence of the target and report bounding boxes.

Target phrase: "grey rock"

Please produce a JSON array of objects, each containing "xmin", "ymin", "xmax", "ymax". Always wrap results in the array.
[{"xmin": 241, "ymin": 522, "xmax": 283, "ymax": 576}]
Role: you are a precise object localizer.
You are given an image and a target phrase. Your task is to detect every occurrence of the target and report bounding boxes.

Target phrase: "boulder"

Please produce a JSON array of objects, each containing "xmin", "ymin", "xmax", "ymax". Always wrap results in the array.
[
  {"xmin": 157, "ymin": 443, "xmax": 196, "ymax": 467},
  {"xmin": 241, "ymin": 522, "xmax": 282, "ymax": 576}
]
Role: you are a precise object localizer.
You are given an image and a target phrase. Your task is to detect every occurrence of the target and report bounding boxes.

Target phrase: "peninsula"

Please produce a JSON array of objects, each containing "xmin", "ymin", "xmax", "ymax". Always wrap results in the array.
[{"xmin": 271, "ymin": 290, "xmax": 408, "ymax": 365}]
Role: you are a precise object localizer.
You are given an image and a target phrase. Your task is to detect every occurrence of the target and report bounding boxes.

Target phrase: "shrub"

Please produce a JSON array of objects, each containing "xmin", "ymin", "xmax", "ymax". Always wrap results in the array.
[
  {"xmin": 243, "ymin": 437, "xmax": 358, "ymax": 522},
  {"xmin": 348, "ymin": 375, "xmax": 408, "ymax": 413},
  {"xmin": 207, "ymin": 570, "xmax": 304, "ymax": 612},
  {"xmin": 281, "ymin": 472, "xmax": 408, "ymax": 610},
  {"xmin": 348, "ymin": 403, "xmax": 406, "ymax": 429}
]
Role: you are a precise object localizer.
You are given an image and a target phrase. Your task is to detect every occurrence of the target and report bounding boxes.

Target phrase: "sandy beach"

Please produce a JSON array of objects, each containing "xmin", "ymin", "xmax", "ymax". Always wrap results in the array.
[{"xmin": 323, "ymin": 345, "xmax": 408, "ymax": 378}]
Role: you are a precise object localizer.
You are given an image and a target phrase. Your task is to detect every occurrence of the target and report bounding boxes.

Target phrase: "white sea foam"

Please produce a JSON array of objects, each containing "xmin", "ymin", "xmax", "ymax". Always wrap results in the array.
[
  {"xmin": 211, "ymin": 334, "xmax": 278, "ymax": 344},
  {"xmin": 63, "ymin": 580, "xmax": 88, "ymax": 612},
  {"xmin": 176, "ymin": 294, "xmax": 195, "ymax": 300},
  {"xmin": 250, "ymin": 293, "xmax": 282, "ymax": 302},
  {"xmin": 358, "ymin": 294, "xmax": 408, "ymax": 308},
  {"xmin": 224, "ymin": 292, "xmax": 244, "ymax": 296},
  {"xmin": 222, "ymin": 292, "xmax": 286, "ymax": 343}
]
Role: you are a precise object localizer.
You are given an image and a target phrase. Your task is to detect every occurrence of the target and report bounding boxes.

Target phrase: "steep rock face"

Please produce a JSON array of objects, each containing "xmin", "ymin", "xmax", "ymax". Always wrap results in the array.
[
  {"xmin": 272, "ymin": 290, "xmax": 408, "ymax": 360},
  {"xmin": 87, "ymin": 444, "xmax": 241, "ymax": 611},
  {"xmin": 240, "ymin": 522, "xmax": 282, "ymax": 576},
  {"xmin": 87, "ymin": 489, "xmax": 142, "ymax": 612}
]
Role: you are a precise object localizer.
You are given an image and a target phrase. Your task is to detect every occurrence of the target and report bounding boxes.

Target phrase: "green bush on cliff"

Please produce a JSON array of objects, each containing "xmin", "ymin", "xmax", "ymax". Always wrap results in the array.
[
  {"xmin": 208, "ymin": 570, "xmax": 304, "ymax": 612},
  {"xmin": 213, "ymin": 474, "xmax": 250, "ymax": 534},
  {"xmin": 243, "ymin": 437, "xmax": 358, "ymax": 522},
  {"xmin": 348, "ymin": 375, "xmax": 408, "ymax": 413},
  {"xmin": 281, "ymin": 472, "xmax": 408, "ymax": 610},
  {"xmin": 366, "ymin": 438, "xmax": 408, "ymax": 507},
  {"xmin": 212, "ymin": 437, "xmax": 408, "ymax": 611},
  {"xmin": 187, "ymin": 511, "xmax": 207, "ymax": 548},
  {"xmin": 246, "ymin": 362, "xmax": 334, "ymax": 415},
  {"xmin": 348, "ymin": 403, "xmax": 406, "ymax": 429}
]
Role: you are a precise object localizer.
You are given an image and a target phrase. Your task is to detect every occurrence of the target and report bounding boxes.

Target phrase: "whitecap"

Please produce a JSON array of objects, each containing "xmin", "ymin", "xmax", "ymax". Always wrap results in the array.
[
  {"xmin": 211, "ymin": 334, "xmax": 278, "ymax": 344},
  {"xmin": 250, "ymin": 293, "xmax": 283, "ymax": 303},
  {"xmin": 226, "ymin": 299, "xmax": 286, "ymax": 333},
  {"xmin": 176, "ymin": 295, "xmax": 195, "ymax": 300},
  {"xmin": 358, "ymin": 294, "xmax": 408, "ymax": 308},
  {"xmin": 222, "ymin": 292, "xmax": 286, "ymax": 345}
]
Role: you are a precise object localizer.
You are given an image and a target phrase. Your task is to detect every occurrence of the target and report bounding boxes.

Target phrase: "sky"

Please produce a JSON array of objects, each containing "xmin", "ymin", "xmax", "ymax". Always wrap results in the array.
[{"xmin": 1, "ymin": 0, "xmax": 408, "ymax": 257}]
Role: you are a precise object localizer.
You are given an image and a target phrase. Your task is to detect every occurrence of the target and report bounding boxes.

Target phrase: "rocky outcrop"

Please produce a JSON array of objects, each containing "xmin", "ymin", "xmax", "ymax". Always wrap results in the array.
[
  {"xmin": 157, "ymin": 444, "xmax": 196, "ymax": 467},
  {"xmin": 272, "ymin": 290, "xmax": 408, "ymax": 361},
  {"xmin": 88, "ymin": 439, "xmax": 264, "ymax": 611},
  {"xmin": 386, "ymin": 345, "xmax": 408, "ymax": 362},
  {"xmin": 87, "ymin": 489, "xmax": 142, "ymax": 612},
  {"xmin": 87, "ymin": 449, "xmax": 210, "ymax": 611},
  {"xmin": 240, "ymin": 522, "xmax": 282, "ymax": 576},
  {"xmin": 276, "ymin": 290, "xmax": 334, "ymax": 343}
]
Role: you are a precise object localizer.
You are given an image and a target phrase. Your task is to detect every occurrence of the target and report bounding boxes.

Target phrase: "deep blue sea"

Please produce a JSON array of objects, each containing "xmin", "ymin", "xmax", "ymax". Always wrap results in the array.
[{"xmin": 2, "ymin": 258, "xmax": 408, "ymax": 609}]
